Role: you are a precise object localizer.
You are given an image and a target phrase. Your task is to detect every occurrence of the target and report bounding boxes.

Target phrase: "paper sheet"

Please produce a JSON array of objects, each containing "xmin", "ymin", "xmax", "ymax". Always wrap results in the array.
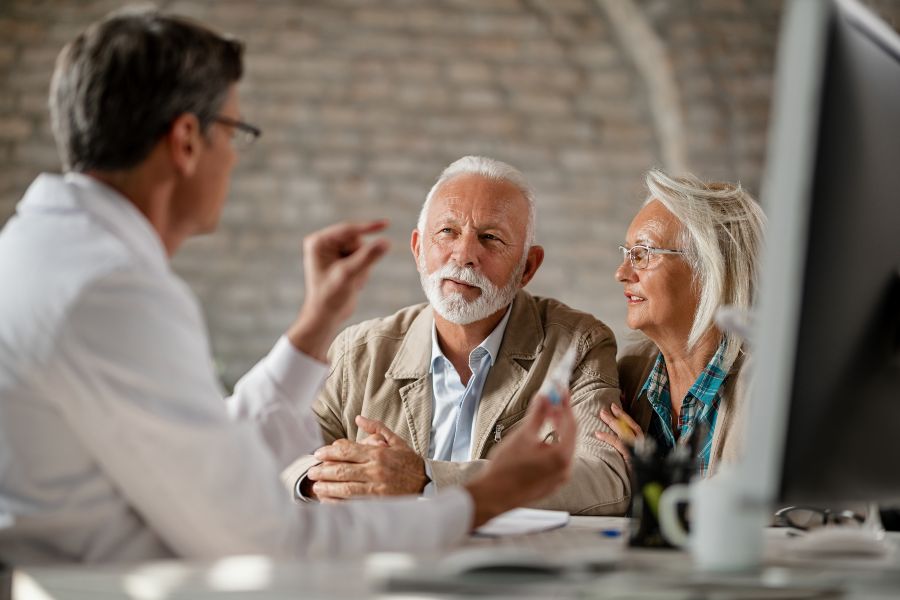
[{"xmin": 474, "ymin": 507, "xmax": 570, "ymax": 536}]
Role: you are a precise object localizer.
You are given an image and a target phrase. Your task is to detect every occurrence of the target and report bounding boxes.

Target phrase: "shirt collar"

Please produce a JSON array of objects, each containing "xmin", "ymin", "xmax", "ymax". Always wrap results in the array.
[
  {"xmin": 19, "ymin": 172, "xmax": 170, "ymax": 274},
  {"xmin": 640, "ymin": 350, "xmax": 669, "ymax": 410},
  {"xmin": 686, "ymin": 338, "xmax": 729, "ymax": 408},
  {"xmin": 639, "ymin": 338, "xmax": 729, "ymax": 409},
  {"xmin": 430, "ymin": 304, "xmax": 513, "ymax": 373}
]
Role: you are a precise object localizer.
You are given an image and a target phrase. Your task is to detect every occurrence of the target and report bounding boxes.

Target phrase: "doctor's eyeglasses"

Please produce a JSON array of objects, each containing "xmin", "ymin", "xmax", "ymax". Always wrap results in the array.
[{"xmin": 212, "ymin": 115, "xmax": 262, "ymax": 150}]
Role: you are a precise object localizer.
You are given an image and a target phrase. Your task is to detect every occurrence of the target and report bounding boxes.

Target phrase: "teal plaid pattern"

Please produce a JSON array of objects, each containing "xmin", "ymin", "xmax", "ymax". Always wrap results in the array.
[{"xmin": 639, "ymin": 339, "xmax": 728, "ymax": 476}]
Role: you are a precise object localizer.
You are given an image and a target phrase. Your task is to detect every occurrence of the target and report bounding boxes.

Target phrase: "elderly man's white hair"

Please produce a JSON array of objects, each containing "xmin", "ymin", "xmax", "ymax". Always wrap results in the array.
[
  {"xmin": 417, "ymin": 156, "xmax": 537, "ymax": 247},
  {"xmin": 645, "ymin": 169, "xmax": 766, "ymax": 369}
]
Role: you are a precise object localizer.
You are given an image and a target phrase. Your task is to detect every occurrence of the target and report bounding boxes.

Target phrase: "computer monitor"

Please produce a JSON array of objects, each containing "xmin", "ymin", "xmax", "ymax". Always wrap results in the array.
[{"xmin": 745, "ymin": 0, "xmax": 900, "ymax": 507}]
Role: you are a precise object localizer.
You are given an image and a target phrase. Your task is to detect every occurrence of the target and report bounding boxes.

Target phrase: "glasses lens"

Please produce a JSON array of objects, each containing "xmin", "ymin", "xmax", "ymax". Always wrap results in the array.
[
  {"xmin": 781, "ymin": 507, "xmax": 827, "ymax": 530},
  {"xmin": 829, "ymin": 510, "xmax": 865, "ymax": 528},
  {"xmin": 632, "ymin": 246, "xmax": 650, "ymax": 269},
  {"xmin": 233, "ymin": 128, "xmax": 256, "ymax": 150}
]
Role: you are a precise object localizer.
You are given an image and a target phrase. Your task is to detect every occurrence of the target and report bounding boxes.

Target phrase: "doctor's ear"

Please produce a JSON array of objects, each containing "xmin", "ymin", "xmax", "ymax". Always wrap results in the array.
[{"xmin": 167, "ymin": 113, "xmax": 204, "ymax": 177}]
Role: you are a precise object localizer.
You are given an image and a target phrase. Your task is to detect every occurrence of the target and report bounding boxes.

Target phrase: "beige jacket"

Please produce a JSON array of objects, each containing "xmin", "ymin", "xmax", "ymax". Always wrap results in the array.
[
  {"xmin": 617, "ymin": 338, "xmax": 749, "ymax": 475},
  {"xmin": 282, "ymin": 290, "xmax": 631, "ymax": 515}
]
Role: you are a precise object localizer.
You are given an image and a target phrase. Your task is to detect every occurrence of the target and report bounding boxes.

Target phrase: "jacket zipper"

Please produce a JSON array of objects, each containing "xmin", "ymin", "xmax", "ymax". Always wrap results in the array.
[{"xmin": 494, "ymin": 423, "xmax": 504, "ymax": 443}]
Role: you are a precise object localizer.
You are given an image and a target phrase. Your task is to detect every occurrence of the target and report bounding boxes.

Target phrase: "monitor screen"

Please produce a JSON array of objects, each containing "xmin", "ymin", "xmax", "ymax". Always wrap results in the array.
[{"xmin": 746, "ymin": 0, "xmax": 900, "ymax": 507}]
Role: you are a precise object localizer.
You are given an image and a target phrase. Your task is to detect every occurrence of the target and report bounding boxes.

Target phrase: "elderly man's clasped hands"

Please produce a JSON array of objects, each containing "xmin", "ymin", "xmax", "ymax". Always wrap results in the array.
[
  {"xmin": 306, "ymin": 391, "xmax": 577, "ymax": 506},
  {"xmin": 307, "ymin": 417, "xmax": 429, "ymax": 500}
]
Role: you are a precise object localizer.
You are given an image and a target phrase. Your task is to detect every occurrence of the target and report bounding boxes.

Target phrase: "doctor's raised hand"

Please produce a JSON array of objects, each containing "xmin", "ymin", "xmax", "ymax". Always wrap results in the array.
[{"xmin": 286, "ymin": 220, "xmax": 390, "ymax": 362}]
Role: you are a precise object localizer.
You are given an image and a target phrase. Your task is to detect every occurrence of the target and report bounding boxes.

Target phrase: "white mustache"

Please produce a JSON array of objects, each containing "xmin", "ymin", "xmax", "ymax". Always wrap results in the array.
[{"xmin": 429, "ymin": 264, "xmax": 492, "ymax": 291}]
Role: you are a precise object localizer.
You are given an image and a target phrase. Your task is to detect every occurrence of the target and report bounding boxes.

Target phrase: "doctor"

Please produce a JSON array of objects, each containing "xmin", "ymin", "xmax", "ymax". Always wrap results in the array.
[{"xmin": 0, "ymin": 8, "xmax": 575, "ymax": 564}]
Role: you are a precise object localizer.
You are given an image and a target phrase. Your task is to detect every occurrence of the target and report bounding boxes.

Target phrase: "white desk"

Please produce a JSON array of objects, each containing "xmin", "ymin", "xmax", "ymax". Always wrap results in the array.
[{"xmin": 9, "ymin": 518, "xmax": 900, "ymax": 599}]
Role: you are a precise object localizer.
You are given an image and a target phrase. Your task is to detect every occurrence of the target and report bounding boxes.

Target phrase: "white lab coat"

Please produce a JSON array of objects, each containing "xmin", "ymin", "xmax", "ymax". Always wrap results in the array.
[{"xmin": 0, "ymin": 173, "xmax": 471, "ymax": 564}]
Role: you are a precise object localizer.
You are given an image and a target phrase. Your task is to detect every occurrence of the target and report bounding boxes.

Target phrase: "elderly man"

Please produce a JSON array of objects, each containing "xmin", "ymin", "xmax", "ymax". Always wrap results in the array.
[
  {"xmin": 0, "ymin": 11, "xmax": 577, "ymax": 564},
  {"xmin": 284, "ymin": 156, "xmax": 630, "ymax": 515}
]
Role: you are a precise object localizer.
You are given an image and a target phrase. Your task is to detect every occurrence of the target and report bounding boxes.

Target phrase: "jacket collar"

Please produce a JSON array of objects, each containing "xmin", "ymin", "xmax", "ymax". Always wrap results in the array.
[
  {"xmin": 385, "ymin": 305, "xmax": 434, "ymax": 380},
  {"xmin": 385, "ymin": 289, "xmax": 544, "ymax": 457},
  {"xmin": 471, "ymin": 289, "xmax": 543, "ymax": 455},
  {"xmin": 385, "ymin": 289, "xmax": 542, "ymax": 381},
  {"xmin": 494, "ymin": 289, "xmax": 544, "ymax": 362}
]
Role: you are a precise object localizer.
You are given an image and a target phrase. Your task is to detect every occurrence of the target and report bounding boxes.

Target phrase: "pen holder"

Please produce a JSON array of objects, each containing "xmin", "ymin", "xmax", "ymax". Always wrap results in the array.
[{"xmin": 628, "ymin": 440, "xmax": 693, "ymax": 549}]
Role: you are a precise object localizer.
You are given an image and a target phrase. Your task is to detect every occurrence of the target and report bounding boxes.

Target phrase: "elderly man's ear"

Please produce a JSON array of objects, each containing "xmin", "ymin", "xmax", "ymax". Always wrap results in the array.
[
  {"xmin": 166, "ymin": 113, "xmax": 204, "ymax": 177},
  {"xmin": 410, "ymin": 228, "xmax": 421, "ymax": 263},
  {"xmin": 519, "ymin": 245, "xmax": 545, "ymax": 287}
]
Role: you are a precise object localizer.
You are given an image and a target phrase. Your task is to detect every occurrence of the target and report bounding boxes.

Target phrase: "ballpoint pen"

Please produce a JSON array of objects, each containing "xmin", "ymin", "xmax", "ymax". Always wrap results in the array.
[{"xmin": 539, "ymin": 346, "xmax": 577, "ymax": 443}]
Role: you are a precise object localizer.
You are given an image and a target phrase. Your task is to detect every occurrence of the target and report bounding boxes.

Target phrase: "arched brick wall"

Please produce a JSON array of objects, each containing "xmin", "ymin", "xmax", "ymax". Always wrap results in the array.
[{"xmin": 1, "ymin": 0, "xmax": 898, "ymax": 386}]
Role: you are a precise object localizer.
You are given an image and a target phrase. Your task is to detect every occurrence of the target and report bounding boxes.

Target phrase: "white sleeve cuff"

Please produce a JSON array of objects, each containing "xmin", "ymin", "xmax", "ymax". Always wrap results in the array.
[
  {"xmin": 266, "ymin": 335, "xmax": 329, "ymax": 409},
  {"xmin": 422, "ymin": 460, "xmax": 436, "ymax": 497},
  {"xmin": 295, "ymin": 473, "xmax": 316, "ymax": 503}
]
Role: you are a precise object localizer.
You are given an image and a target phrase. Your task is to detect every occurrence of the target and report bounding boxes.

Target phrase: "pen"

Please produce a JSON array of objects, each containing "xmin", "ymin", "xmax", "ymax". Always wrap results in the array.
[
  {"xmin": 599, "ymin": 528, "xmax": 622, "ymax": 538},
  {"xmin": 539, "ymin": 346, "xmax": 577, "ymax": 406},
  {"xmin": 614, "ymin": 414, "xmax": 636, "ymax": 444}
]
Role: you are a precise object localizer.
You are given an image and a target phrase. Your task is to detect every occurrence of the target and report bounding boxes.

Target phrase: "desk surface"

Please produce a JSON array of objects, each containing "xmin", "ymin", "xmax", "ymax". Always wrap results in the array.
[{"xmin": 11, "ymin": 517, "xmax": 900, "ymax": 599}]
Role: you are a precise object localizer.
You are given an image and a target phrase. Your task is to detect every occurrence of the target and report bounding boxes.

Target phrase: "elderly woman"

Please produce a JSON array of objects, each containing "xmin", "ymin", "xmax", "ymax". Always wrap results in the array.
[{"xmin": 595, "ymin": 169, "xmax": 765, "ymax": 477}]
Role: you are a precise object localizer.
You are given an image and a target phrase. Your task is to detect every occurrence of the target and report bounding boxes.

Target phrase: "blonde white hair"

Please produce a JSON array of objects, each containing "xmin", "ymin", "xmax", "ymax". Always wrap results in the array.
[
  {"xmin": 417, "ymin": 155, "xmax": 536, "ymax": 247},
  {"xmin": 644, "ymin": 169, "xmax": 766, "ymax": 368}
]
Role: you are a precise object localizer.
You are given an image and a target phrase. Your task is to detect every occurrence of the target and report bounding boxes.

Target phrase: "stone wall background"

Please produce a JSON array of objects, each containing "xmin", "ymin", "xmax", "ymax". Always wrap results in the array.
[{"xmin": 2, "ymin": 0, "xmax": 899, "ymax": 387}]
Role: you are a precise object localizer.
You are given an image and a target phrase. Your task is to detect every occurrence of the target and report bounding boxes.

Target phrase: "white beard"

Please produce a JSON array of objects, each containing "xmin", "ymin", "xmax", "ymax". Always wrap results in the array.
[{"xmin": 418, "ymin": 255, "xmax": 526, "ymax": 325}]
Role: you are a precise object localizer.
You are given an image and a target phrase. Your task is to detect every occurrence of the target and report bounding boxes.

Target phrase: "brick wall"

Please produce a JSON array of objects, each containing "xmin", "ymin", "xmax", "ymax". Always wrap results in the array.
[{"xmin": 1, "ymin": 0, "xmax": 899, "ymax": 386}]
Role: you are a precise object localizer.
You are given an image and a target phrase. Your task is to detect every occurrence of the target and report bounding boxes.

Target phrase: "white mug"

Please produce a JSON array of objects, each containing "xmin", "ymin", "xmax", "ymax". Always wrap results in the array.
[{"xmin": 658, "ymin": 467, "xmax": 766, "ymax": 571}]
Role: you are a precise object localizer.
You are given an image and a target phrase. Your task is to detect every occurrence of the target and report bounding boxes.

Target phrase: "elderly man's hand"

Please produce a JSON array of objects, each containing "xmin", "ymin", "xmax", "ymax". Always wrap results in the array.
[
  {"xmin": 306, "ymin": 416, "xmax": 428, "ymax": 500},
  {"xmin": 464, "ymin": 391, "xmax": 577, "ymax": 528},
  {"xmin": 286, "ymin": 220, "xmax": 390, "ymax": 362}
]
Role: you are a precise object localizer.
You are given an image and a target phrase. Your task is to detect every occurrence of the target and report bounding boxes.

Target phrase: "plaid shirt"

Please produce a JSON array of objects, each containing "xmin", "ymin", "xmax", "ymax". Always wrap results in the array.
[{"xmin": 639, "ymin": 339, "xmax": 728, "ymax": 476}]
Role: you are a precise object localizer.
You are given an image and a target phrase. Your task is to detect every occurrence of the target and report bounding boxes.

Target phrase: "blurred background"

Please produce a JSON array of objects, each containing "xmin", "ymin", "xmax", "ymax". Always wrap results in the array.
[{"xmin": 1, "ymin": 0, "xmax": 899, "ymax": 387}]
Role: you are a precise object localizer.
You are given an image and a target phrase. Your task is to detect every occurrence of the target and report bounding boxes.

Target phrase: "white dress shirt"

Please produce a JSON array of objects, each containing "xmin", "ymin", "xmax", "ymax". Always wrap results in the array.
[{"xmin": 0, "ymin": 173, "xmax": 471, "ymax": 564}]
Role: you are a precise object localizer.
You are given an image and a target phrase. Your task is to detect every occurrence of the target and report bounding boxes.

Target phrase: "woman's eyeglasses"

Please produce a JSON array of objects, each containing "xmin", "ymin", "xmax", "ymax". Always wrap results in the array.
[
  {"xmin": 618, "ymin": 244, "xmax": 685, "ymax": 270},
  {"xmin": 212, "ymin": 115, "xmax": 262, "ymax": 150}
]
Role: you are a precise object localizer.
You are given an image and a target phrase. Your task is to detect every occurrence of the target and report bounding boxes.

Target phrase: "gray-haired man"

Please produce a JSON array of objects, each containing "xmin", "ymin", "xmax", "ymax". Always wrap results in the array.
[{"xmin": 285, "ymin": 156, "xmax": 631, "ymax": 516}]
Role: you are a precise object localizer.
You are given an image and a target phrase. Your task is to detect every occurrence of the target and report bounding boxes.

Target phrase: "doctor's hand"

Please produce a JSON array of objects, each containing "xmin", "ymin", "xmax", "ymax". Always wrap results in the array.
[
  {"xmin": 464, "ymin": 391, "xmax": 576, "ymax": 529},
  {"xmin": 287, "ymin": 220, "xmax": 390, "ymax": 362},
  {"xmin": 595, "ymin": 402, "xmax": 643, "ymax": 467},
  {"xmin": 306, "ymin": 416, "xmax": 428, "ymax": 500}
]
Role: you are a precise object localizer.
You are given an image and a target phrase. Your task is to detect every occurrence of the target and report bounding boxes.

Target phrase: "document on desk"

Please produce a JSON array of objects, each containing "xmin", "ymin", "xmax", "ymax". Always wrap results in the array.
[{"xmin": 474, "ymin": 507, "xmax": 570, "ymax": 536}]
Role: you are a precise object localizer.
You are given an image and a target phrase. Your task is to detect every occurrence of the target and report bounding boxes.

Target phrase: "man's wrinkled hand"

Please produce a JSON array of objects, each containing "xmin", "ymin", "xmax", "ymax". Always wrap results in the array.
[{"xmin": 306, "ymin": 417, "xmax": 427, "ymax": 500}]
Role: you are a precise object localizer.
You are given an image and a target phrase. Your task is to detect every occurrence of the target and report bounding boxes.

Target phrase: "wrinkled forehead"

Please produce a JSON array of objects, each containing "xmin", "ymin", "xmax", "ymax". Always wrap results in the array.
[
  {"xmin": 428, "ymin": 174, "xmax": 530, "ymax": 230},
  {"xmin": 626, "ymin": 199, "xmax": 683, "ymax": 246}
]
